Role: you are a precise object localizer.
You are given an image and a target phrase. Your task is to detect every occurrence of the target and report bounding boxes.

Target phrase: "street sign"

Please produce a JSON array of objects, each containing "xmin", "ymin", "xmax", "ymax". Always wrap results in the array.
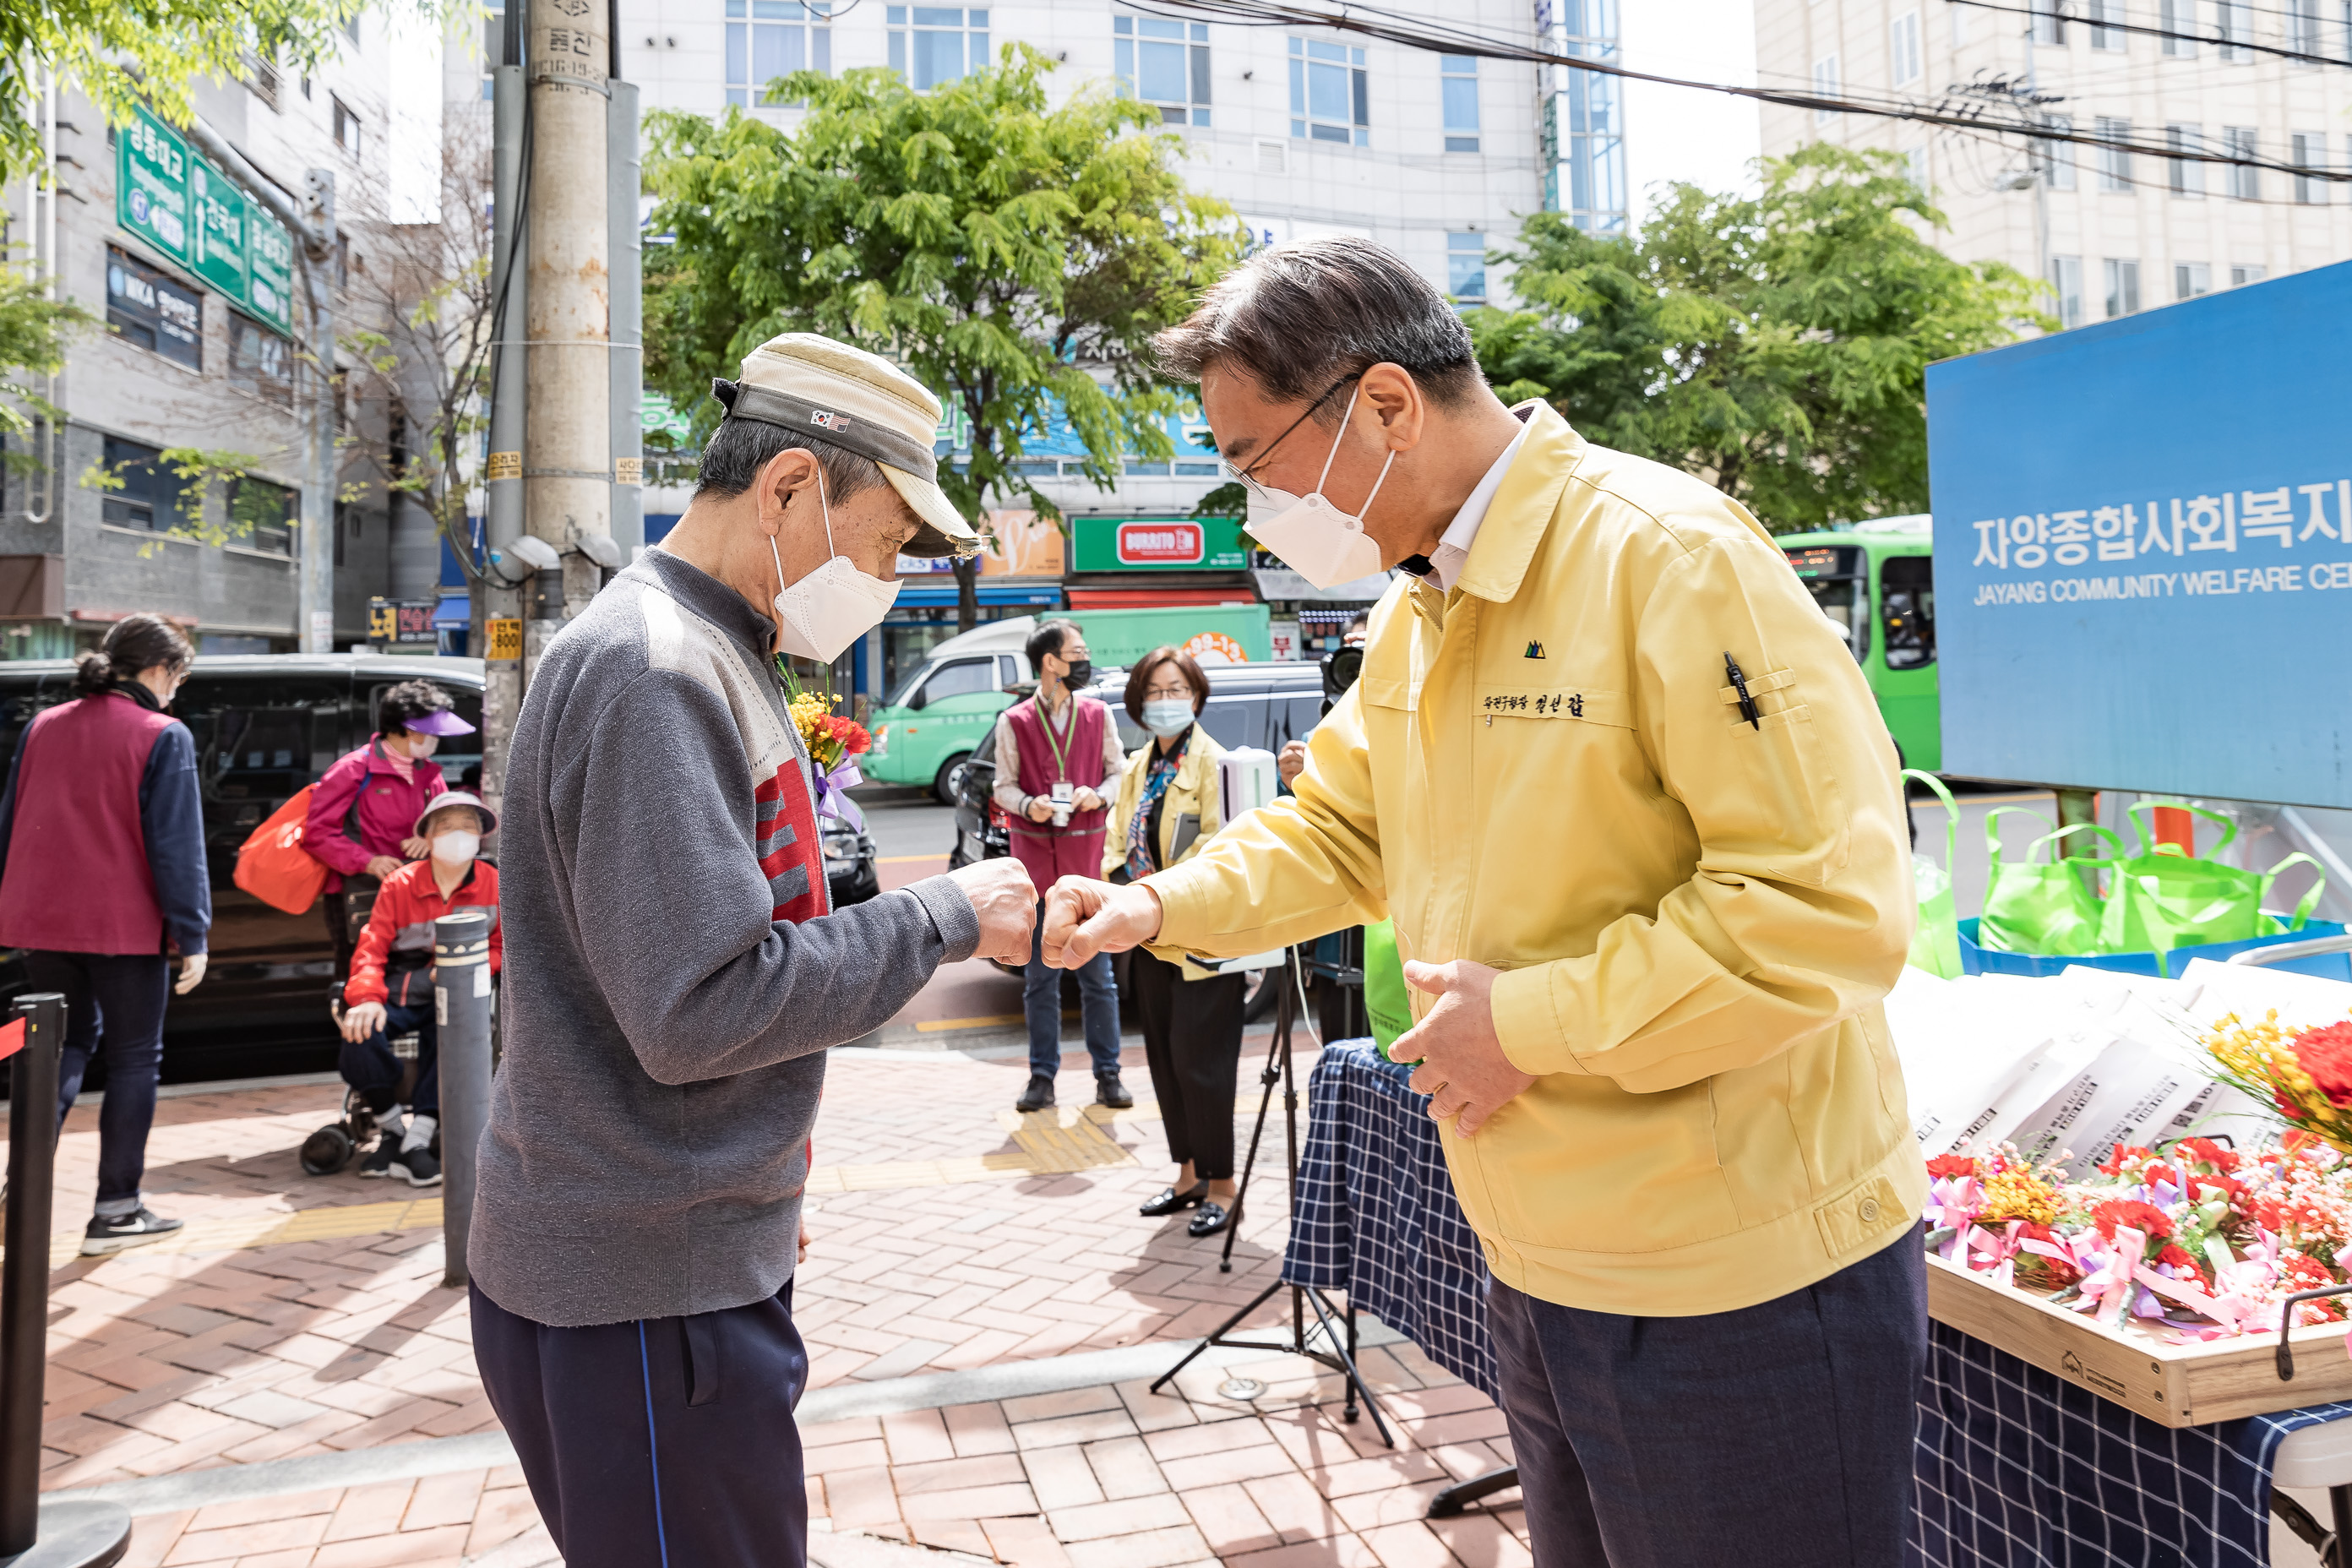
[
  {"xmin": 114, "ymin": 104, "xmax": 295, "ymax": 337},
  {"xmin": 1071, "ymin": 514, "xmax": 1247, "ymax": 573},
  {"xmin": 1927, "ymin": 259, "xmax": 2352, "ymax": 808},
  {"xmin": 368, "ymin": 597, "xmax": 439, "ymax": 651}
]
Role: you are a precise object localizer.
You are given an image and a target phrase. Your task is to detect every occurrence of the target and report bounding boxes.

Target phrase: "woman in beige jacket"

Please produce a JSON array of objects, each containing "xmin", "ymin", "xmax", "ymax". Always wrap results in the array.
[{"xmin": 1102, "ymin": 647, "xmax": 1245, "ymax": 1238}]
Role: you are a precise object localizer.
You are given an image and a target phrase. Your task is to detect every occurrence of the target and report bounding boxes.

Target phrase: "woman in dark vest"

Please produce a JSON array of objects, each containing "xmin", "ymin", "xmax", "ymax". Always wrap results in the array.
[
  {"xmin": 0, "ymin": 614, "xmax": 210, "ymax": 1255},
  {"xmin": 988, "ymin": 618, "xmax": 1130, "ymax": 1113}
]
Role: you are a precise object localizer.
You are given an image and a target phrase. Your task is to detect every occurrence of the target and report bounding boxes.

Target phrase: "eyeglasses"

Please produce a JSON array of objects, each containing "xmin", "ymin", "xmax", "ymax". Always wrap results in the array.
[
  {"xmin": 1227, "ymin": 373, "xmax": 1359, "ymax": 493},
  {"xmin": 1142, "ymin": 682, "xmax": 1193, "ymax": 700}
]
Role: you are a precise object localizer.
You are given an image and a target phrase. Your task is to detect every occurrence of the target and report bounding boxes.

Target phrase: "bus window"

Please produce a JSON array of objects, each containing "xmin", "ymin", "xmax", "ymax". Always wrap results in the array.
[
  {"xmin": 1880, "ymin": 556, "xmax": 1935, "ymax": 669},
  {"xmin": 1783, "ymin": 545, "xmax": 1869, "ymax": 663}
]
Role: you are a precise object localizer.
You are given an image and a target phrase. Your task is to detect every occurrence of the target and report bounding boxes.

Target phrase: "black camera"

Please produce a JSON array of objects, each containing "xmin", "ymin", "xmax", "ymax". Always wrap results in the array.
[{"xmin": 1320, "ymin": 644, "xmax": 1363, "ymax": 706}]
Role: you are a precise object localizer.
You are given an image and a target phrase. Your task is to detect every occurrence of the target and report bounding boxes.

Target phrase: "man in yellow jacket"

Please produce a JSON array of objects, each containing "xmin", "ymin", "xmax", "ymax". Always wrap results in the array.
[{"xmin": 1044, "ymin": 239, "xmax": 1925, "ymax": 1565}]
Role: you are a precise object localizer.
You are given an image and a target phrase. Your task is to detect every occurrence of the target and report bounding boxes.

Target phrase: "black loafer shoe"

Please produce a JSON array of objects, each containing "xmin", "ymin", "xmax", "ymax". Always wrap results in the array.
[
  {"xmin": 1187, "ymin": 1201, "xmax": 1232, "ymax": 1239},
  {"xmin": 1140, "ymin": 1183, "xmax": 1207, "ymax": 1217},
  {"xmin": 1015, "ymin": 1073, "xmax": 1057, "ymax": 1113},
  {"xmin": 1096, "ymin": 1073, "xmax": 1135, "ymax": 1109}
]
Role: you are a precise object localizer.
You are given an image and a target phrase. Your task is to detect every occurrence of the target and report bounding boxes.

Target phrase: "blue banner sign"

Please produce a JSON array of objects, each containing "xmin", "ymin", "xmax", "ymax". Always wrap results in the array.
[{"xmin": 1926, "ymin": 259, "xmax": 2352, "ymax": 808}]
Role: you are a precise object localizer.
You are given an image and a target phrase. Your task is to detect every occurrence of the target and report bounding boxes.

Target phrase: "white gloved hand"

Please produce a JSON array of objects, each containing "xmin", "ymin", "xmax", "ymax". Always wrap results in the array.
[{"xmin": 174, "ymin": 952, "xmax": 208, "ymax": 995}]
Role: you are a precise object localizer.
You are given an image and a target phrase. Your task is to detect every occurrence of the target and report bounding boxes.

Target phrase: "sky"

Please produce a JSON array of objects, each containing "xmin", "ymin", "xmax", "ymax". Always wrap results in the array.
[{"xmin": 1618, "ymin": 0, "xmax": 1764, "ymax": 229}]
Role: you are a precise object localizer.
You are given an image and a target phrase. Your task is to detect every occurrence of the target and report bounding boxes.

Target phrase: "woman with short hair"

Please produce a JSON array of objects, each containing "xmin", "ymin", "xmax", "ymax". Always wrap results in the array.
[
  {"xmin": 0, "ymin": 613, "xmax": 210, "ymax": 1255},
  {"xmin": 1104, "ymin": 646, "xmax": 1246, "ymax": 1238}
]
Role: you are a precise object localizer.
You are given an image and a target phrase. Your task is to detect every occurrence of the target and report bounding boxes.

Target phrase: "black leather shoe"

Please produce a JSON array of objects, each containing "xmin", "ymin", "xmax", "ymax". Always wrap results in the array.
[
  {"xmin": 1139, "ymin": 1183, "xmax": 1207, "ymax": 1217},
  {"xmin": 1015, "ymin": 1074, "xmax": 1057, "ymax": 1113},
  {"xmin": 1096, "ymin": 1073, "xmax": 1135, "ymax": 1109},
  {"xmin": 1187, "ymin": 1201, "xmax": 1232, "ymax": 1238}
]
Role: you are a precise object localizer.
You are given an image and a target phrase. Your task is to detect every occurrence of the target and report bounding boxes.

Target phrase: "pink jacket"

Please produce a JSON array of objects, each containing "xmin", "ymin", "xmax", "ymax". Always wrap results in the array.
[{"xmin": 305, "ymin": 737, "xmax": 447, "ymax": 891}]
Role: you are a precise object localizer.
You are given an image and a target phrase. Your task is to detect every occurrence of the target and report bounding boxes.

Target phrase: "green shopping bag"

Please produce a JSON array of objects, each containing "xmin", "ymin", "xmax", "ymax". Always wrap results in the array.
[
  {"xmin": 1903, "ymin": 770, "xmax": 1963, "ymax": 977},
  {"xmin": 2097, "ymin": 803, "xmax": 2328, "ymax": 960},
  {"xmin": 1362, "ymin": 919, "xmax": 1412, "ymax": 1057},
  {"xmin": 1977, "ymin": 808, "xmax": 2123, "ymax": 957}
]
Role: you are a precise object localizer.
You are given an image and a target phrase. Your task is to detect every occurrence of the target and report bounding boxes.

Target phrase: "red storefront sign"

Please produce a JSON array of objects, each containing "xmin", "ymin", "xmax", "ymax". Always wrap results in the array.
[{"xmin": 1116, "ymin": 521, "xmax": 1204, "ymax": 565}]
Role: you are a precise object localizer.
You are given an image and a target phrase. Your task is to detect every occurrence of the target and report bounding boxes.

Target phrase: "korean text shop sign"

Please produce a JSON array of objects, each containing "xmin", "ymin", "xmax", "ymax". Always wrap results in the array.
[
  {"xmin": 1926, "ymin": 258, "xmax": 2352, "ymax": 808},
  {"xmin": 1071, "ymin": 514, "xmax": 1249, "ymax": 573},
  {"xmin": 116, "ymin": 105, "xmax": 295, "ymax": 335}
]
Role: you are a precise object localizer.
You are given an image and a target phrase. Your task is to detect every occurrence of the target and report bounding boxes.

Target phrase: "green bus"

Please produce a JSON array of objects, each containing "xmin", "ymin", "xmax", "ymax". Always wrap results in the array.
[{"xmin": 1778, "ymin": 515, "xmax": 1940, "ymax": 772}]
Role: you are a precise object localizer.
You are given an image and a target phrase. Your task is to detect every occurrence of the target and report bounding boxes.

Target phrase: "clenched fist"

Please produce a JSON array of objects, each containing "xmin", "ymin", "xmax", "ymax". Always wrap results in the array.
[
  {"xmin": 1042, "ymin": 877, "xmax": 1163, "ymax": 968},
  {"xmin": 947, "ymin": 857, "xmax": 1039, "ymax": 964}
]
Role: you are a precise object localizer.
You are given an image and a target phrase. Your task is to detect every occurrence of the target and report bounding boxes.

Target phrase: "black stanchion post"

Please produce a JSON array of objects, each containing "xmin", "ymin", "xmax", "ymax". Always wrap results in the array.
[
  {"xmin": 434, "ymin": 911, "xmax": 495, "ymax": 1291},
  {"xmin": 1, "ymin": 994, "xmax": 130, "ymax": 1567}
]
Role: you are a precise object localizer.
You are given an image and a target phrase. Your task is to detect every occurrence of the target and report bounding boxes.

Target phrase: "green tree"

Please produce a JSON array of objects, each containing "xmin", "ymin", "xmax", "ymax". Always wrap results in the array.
[
  {"xmin": 643, "ymin": 46, "xmax": 1242, "ymax": 629},
  {"xmin": 1471, "ymin": 145, "xmax": 2049, "ymax": 530}
]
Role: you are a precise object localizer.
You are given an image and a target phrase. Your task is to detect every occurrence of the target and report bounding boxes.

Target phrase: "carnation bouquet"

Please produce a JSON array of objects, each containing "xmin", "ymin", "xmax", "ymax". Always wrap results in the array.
[
  {"xmin": 785, "ymin": 687, "xmax": 872, "ymax": 826},
  {"xmin": 2205, "ymin": 1010, "xmax": 2352, "ymax": 1155}
]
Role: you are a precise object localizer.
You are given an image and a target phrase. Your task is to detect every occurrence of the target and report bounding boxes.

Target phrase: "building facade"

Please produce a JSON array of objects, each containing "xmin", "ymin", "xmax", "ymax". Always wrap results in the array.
[
  {"xmin": 1755, "ymin": 0, "xmax": 2352, "ymax": 327},
  {"xmin": 622, "ymin": 0, "xmax": 1552, "ymax": 694}
]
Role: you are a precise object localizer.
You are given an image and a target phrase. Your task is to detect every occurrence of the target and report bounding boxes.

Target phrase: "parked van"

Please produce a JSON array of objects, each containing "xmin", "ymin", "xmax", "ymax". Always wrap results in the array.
[
  {"xmin": 865, "ymin": 606, "xmax": 1276, "ymax": 803},
  {"xmin": 1778, "ymin": 514, "xmax": 1940, "ymax": 771}
]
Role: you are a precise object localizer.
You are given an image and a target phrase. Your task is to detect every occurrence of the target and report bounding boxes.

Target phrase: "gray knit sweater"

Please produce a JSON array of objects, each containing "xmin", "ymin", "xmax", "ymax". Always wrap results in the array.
[{"xmin": 470, "ymin": 548, "xmax": 978, "ymax": 1327}]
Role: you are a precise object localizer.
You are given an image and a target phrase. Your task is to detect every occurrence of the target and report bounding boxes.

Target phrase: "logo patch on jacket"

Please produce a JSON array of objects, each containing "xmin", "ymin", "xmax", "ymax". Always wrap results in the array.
[
  {"xmin": 1524, "ymin": 640, "xmax": 1546, "ymax": 660},
  {"xmin": 755, "ymin": 765, "xmax": 828, "ymax": 924}
]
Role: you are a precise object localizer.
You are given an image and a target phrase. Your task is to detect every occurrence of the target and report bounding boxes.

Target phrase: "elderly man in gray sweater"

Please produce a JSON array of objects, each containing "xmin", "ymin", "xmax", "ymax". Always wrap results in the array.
[{"xmin": 468, "ymin": 334, "xmax": 1036, "ymax": 1568}]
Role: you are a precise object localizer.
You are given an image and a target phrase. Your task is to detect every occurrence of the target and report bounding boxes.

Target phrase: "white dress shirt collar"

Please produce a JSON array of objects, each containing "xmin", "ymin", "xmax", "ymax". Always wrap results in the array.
[{"xmin": 1425, "ymin": 409, "xmax": 1536, "ymax": 593}]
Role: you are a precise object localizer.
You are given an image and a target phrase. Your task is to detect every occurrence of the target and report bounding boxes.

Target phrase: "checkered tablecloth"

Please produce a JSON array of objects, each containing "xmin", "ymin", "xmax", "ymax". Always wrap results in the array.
[{"xmin": 1282, "ymin": 1039, "xmax": 2352, "ymax": 1565}]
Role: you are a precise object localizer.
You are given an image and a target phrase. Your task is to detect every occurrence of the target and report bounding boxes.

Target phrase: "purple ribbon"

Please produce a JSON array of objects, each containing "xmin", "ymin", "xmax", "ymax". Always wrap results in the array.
[{"xmin": 813, "ymin": 759, "xmax": 865, "ymax": 830}]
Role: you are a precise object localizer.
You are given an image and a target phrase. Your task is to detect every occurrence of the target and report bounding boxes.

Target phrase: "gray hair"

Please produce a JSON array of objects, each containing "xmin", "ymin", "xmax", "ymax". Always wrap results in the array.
[
  {"xmin": 1153, "ymin": 237, "xmax": 1482, "ymax": 416},
  {"xmin": 692, "ymin": 416, "xmax": 888, "ymax": 504}
]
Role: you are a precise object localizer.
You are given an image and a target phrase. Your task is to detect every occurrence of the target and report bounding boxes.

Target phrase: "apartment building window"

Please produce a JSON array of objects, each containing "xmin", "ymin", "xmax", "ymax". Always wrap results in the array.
[
  {"xmin": 105, "ymin": 246, "xmax": 203, "ymax": 373},
  {"xmin": 2292, "ymin": 133, "xmax": 2328, "ymax": 203},
  {"xmin": 229, "ymin": 316, "xmax": 293, "ymax": 408},
  {"xmin": 2096, "ymin": 117, "xmax": 2132, "ymax": 191},
  {"xmin": 227, "ymin": 478, "xmax": 296, "ymax": 557},
  {"xmin": 2159, "ymin": 0, "xmax": 2195, "ymax": 55},
  {"xmin": 331, "ymin": 95, "xmax": 362, "ymax": 157},
  {"xmin": 2040, "ymin": 114, "xmax": 2077, "ymax": 190},
  {"xmin": 99, "ymin": 438, "xmax": 188, "ymax": 532},
  {"xmin": 1905, "ymin": 145, "xmax": 1929, "ymax": 191},
  {"xmin": 2030, "ymin": 0, "xmax": 2065, "ymax": 45},
  {"xmin": 2103, "ymin": 259, "xmax": 2140, "ymax": 317},
  {"xmin": 2175, "ymin": 261, "xmax": 2211, "ymax": 299},
  {"xmin": 1446, "ymin": 233, "xmax": 1487, "ymax": 303},
  {"xmin": 2050, "ymin": 255, "xmax": 2084, "ymax": 328},
  {"xmin": 887, "ymin": 8, "xmax": 988, "ymax": 90},
  {"xmin": 2167, "ymin": 124, "xmax": 2203, "ymax": 196},
  {"xmin": 1890, "ymin": 11, "xmax": 1921, "ymax": 84},
  {"xmin": 1812, "ymin": 54, "xmax": 1838, "ymax": 123},
  {"xmin": 2086, "ymin": 0, "xmax": 2125, "ymax": 49},
  {"xmin": 728, "ymin": 2, "xmax": 832, "ymax": 107},
  {"xmin": 1289, "ymin": 38, "xmax": 1368, "ymax": 146},
  {"xmin": 2231, "ymin": 264, "xmax": 2266, "ymax": 286},
  {"xmin": 1440, "ymin": 55, "xmax": 1479, "ymax": 151},
  {"xmin": 480, "ymin": 0, "xmax": 505, "ymax": 98},
  {"xmin": 1950, "ymin": 4, "xmax": 1967, "ymax": 46},
  {"xmin": 1114, "ymin": 15, "xmax": 1209, "ymax": 125},
  {"xmin": 2286, "ymin": 0, "xmax": 2322, "ymax": 60},
  {"xmin": 2224, "ymin": 126, "xmax": 2259, "ymax": 199},
  {"xmin": 2217, "ymin": 0, "xmax": 2251, "ymax": 60}
]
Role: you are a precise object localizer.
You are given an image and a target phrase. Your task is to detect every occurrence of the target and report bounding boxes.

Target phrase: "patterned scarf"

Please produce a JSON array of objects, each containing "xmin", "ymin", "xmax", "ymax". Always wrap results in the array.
[{"xmin": 1124, "ymin": 730, "xmax": 1189, "ymax": 881}]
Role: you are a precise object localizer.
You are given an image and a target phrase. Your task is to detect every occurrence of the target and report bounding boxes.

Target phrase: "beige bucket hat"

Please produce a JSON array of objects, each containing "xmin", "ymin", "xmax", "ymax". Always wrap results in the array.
[{"xmin": 714, "ymin": 333, "xmax": 980, "ymax": 558}]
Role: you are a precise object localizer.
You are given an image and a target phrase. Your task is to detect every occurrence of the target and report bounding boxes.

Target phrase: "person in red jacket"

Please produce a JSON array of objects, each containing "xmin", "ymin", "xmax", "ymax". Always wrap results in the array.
[
  {"xmin": 307, "ymin": 680, "xmax": 471, "ymax": 981},
  {"xmin": 336, "ymin": 792, "xmax": 501, "ymax": 1186}
]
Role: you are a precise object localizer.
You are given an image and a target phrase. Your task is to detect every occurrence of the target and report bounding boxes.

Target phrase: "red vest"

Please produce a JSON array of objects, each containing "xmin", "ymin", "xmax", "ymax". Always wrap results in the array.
[
  {"xmin": 1004, "ymin": 694, "xmax": 1112, "ymax": 889},
  {"xmin": 0, "ymin": 692, "xmax": 179, "ymax": 954}
]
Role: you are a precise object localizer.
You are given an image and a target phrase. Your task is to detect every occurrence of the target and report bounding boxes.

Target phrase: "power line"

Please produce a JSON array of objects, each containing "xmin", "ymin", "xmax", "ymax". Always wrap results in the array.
[{"xmin": 1134, "ymin": 0, "xmax": 2352, "ymax": 182}]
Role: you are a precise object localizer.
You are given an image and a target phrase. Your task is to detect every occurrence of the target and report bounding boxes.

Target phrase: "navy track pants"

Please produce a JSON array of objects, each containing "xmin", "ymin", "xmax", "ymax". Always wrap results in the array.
[{"xmin": 471, "ymin": 1279, "xmax": 809, "ymax": 1568}]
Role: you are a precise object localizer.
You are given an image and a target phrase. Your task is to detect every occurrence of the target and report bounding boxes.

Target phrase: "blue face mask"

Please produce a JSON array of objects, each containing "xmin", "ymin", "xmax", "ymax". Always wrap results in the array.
[{"xmin": 1141, "ymin": 699, "xmax": 1195, "ymax": 738}]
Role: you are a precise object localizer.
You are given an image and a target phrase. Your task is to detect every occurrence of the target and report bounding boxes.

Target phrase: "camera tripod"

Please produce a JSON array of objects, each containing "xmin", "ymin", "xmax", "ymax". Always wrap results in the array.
[{"xmin": 1150, "ymin": 948, "xmax": 1394, "ymax": 1446}]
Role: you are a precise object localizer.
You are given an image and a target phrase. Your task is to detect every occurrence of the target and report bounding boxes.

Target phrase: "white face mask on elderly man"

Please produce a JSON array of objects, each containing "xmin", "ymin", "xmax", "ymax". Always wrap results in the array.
[
  {"xmin": 1243, "ymin": 382, "xmax": 1396, "ymax": 591},
  {"xmin": 768, "ymin": 468, "xmax": 903, "ymax": 663}
]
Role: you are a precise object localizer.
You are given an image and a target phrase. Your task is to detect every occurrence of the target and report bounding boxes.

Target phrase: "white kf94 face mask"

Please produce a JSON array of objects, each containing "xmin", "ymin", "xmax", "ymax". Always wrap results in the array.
[
  {"xmin": 770, "ymin": 469, "xmax": 903, "ymax": 663},
  {"xmin": 1242, "ymin": 382, "xmax": 1396, "ymax": 591}
]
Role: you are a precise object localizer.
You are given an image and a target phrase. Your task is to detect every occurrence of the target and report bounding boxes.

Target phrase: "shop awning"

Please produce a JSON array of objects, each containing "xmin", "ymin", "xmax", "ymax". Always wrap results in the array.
[
  {"xmin": 890, "ymin": 583, "xmax": 1064, "ymax": 608},
  {"xmin": 1065, "ymin": 587, "xmax": 1257, "ymax": 608},
  {"xmin": 433, "ymin": 593, "xmax": 471, "ymax": 630}
]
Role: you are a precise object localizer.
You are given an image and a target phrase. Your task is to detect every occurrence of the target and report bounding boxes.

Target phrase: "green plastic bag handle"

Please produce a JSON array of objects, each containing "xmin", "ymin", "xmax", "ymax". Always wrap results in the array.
[
  {"xmin": 2262, "ymin": 852, "xmax": 2330, "ymax": 933},
  {"xmin": 1983, "ymin": 806, "xmax": 2055, "ymax": 876},
  {"xmin": 2127, "ymin": 800, "xmax": 2239, "ymax": 860},
  {"xmin": 1903, "ymin": 769, "xmax": 1958, "ymax": 867},
  {"xmin": 2027, "ymin": 822, "xmax": 2126, "ymax": 865}
]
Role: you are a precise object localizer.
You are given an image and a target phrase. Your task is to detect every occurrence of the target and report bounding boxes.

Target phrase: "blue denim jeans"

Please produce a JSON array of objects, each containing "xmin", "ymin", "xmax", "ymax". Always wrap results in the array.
[
  {"xmin": 1487, "ymin": 1228, "xmax": 1928, "ymax": 1567},
  {"xmin": 24, "ymin": 950, "xmax": 171, "ymax": 1217},
  {"xmin": 1022, "ymin": 900, "xmax": 1121, "ymax": 1080}
]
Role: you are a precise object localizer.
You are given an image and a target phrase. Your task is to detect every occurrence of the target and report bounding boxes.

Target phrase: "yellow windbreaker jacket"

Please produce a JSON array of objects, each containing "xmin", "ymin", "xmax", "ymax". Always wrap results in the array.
[
  {"xmin": 1103, "ymin": 725, "xmax": 1227, "ymax": 980},
  {"xmin": 1142, "ymin": 403, "xmax": 1924, "ymax": 1315}
]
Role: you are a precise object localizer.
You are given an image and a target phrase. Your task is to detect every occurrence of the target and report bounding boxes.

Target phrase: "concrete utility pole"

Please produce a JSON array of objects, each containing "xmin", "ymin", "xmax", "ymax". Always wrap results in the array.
[
  {"xmin": 525, "ymin": 0, "xmax": 612, "ymax": 648},
  {"xmin": 478, "ymin": 19, "xmax": 529, "ymax": 826}
]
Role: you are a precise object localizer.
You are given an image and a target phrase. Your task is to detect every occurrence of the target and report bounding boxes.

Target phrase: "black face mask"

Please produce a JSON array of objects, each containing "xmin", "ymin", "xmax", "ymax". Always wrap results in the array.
[{"xmin": 1060, "ymin": 658, "xmax": 1093, "ymax": 691}]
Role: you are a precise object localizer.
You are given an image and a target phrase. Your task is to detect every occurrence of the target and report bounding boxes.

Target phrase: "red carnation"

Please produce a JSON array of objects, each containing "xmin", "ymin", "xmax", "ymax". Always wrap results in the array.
[
  {"xmin": 824, "ymin": 715, "xmax": 874, "ymax": 756},
  {"xmin": 2099, "ymin": 1144, "xmax": 2154, "ymax": 1177},
  {"xmin": 1926, "ymin": 1155, "xmax": 1976, "ymax": 1179},
  {"xmin": 2092, "ymin": 1199, "xmax": 2174, "ymax": 1243},
  {"xmin": 2175, "ymin": 1136, "xmax": 2241, "ymax": 1173},
  {"xmin": 2291, "ymin": 1021, "xmax": 2352, "ymax": 1108},
  {"xmin": 2153, "ymin": 1244, "xmax": 2210, "ymax": 1286}
]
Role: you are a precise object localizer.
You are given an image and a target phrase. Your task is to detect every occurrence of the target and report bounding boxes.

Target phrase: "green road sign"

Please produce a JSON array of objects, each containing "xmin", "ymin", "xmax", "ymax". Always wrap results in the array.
[
  {"xmin": 117, "ymin": 106, "xmax": 190, "ymax": 263},
  {"xmin": 188, "ymin": 161, "xmax": 248, "ymax": 301},
  {"xmin": 248, "ymin": 213, "xmax": 294, "ymax": 334},
  {"xmin": 115, "ymin": 103, "xmax": 296, "ymax": 337}
]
